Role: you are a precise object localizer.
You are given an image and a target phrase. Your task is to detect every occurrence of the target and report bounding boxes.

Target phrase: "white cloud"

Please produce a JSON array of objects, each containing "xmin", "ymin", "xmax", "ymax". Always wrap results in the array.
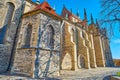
[{"xmin": 113, "ymin": 39, "xmax": 120, "ymax": 44}]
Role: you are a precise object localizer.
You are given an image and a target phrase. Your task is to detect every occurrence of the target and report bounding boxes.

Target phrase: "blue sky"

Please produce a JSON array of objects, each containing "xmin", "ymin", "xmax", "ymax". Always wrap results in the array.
[{"xmin": 32, "ymin": 0, "xmax": 120, "ymax": 59}]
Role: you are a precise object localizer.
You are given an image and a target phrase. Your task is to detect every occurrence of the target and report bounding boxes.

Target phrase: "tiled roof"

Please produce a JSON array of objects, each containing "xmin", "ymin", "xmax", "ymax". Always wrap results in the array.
[
  {"xmin": 32, "ymin": 1, "xmax": 58, "ymax": 17},
  {"xmin": 61, "ymin": 7, "xmax": 82, "ymax": 22}
]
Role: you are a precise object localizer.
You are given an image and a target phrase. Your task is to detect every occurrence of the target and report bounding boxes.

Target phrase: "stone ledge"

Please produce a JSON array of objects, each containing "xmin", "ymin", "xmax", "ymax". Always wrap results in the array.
[{"xmin": 111, "ymin": 76, "xmax": 120, "ymax": 80}]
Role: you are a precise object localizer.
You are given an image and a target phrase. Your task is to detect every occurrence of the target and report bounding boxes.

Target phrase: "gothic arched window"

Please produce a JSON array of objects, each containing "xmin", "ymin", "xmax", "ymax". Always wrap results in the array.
[
  {"xmin": 0, "ymin": 2, "xmax": 14, "ymax": 44},
  {"xmin": 4, "ymin": 2, "xmax": 15, "ymax": 25},
  {"xmin": 82, "ymin": 31, "xmax": 85, "ymax": 38},
  {"xmin": 24, "ymin": 24, "xmax": 32, "ymax": 47},
  {"xmin": 80, "ymin": 55, "xmax": 85, "ymax": 68},
  {"xmin": 72, "ymin": 28, "xmax": 75, "ymax": 42},
  {"xmin": 46, "ymin": 25, "xmax": 54, "ymax": 49}
]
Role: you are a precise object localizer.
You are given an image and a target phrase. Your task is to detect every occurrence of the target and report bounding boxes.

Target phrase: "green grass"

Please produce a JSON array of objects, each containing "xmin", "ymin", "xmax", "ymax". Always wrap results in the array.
[{"xmin": 116, "ymin": 72, "xmax": 120, "ymax": 76}]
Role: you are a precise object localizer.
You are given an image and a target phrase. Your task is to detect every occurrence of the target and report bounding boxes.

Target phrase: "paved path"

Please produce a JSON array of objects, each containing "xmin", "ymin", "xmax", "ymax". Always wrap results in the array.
[
  {"xmin": 60, "ymin": 67, "xmax": 120, "ymax": 80},
  {"xmin": 0, "ymin": 67, "xmax": 119, "ymax": 80}
]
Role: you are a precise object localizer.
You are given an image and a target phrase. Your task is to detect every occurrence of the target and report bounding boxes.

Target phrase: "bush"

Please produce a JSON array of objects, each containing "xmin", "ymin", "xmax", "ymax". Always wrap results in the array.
[{"xmin": 116, "ymin": 72, "xmax": 120, "ymax": 76}]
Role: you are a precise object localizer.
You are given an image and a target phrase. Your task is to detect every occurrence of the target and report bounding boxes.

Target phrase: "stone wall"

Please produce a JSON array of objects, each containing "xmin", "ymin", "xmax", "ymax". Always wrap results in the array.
[
  {"xmin": 12, "ymin": 13, "xmax": 61, "ymax": 78},
  {"xmin": 93, "ymin": 36, "xmax": 105, "ymax": 67},
  {"xmin": 16, "ymin": 14, "xmax": 40, "ymax": 48},
  {"xmin": 11, "ymin": 49, "xmax": 35, "ymax": 77},
  {"xmin": 0, "ymin": 0, "xmax": 24, "ymax": 72},
  {"xmin": 0, "ymin": 0, "xmax": 24, "ymax": 28},
  {"xmin": 103, "ymin": 38, "xmax": 114, "ymax": 67},
  {"xmin": 0, "ymin": 0, "xmax": 6, "ymax": 28},
  {"xmin": 0, "ymin": 44, "xmax": 10, "ymax": 73},
  {"xmin": 76, "ymin": 28, "xmax": 90, "ymax": 69},
  {"xmin": 39, "ymin": 50, "xmax": 60, "ymax": 78},
  {"xmin": 61, "ymin": 22, "xmax": 77, "ymax": 70},
  {"xmin": 11, "ymin": 13, "xmax": 39, "ymax": 77},
  {"xmin": 88, "ymin": 33, "xmax": 96, "ymax": 68},
  {"xmin": 37, "ymin": 13, "xmax": 61, "ymax": 78},
  {"xmin": 24, "ymin": 0, "xmax": 36, "ymax": 13}
]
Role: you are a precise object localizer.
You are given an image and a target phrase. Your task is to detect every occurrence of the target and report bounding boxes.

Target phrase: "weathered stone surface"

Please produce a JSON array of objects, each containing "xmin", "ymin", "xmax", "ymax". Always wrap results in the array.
[
  {"xmin": 61, "ymin": 22, "xmax": 77, "ymax": 70},
  {"xmin": 93, "ymin": 36, "xmax": 105, "ymax": 67},
  {"xmin": 0, "ymin": 44, "xmax": 11, "ymax": 72},
  {"xmin": 0, "ymin": 0, "xmax": 114, "ymax": 79},
  {"xmin": 12, "ymin": 49, "xmax": 35, "ymax": 77},
  {"xmin": 76, "ymin": 28, "xmax": 90, "ymax": 69},
  {"xmin": 39, "ymin": 50, "xmax": 60, "ymax": 78},
  {"xmin": 39, "ymin": 13, "xmax": 61, "ymax": 51},
  {"xmin": 12, "ymin": 11, "xmax": 61, "ymax": 78},
  {"xmin": 0, "ymin": 0, "xmax": 24, "ymax": 73}
]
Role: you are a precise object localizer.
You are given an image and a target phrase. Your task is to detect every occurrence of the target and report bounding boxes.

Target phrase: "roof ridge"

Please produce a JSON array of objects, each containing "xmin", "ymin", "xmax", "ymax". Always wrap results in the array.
[{"xmin": 63, "ymin": 7, "xmax": 82, "ymax": 21}]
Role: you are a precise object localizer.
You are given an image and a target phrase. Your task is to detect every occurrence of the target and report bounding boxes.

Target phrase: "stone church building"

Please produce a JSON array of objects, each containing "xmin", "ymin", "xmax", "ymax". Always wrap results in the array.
[{"xmin": 0, "ymin": 0, "xmax": 114, "ymax": 78}]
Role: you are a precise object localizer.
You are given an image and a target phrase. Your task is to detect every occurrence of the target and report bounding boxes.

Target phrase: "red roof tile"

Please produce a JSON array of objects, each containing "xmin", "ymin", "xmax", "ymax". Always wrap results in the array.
[
  {"xmin": 32, "ymin": 1, "xmax": 58, "ymax": 16},
  {"xmin": 61, "ymin": 7, "xmax": 82, "ymax": 22}
]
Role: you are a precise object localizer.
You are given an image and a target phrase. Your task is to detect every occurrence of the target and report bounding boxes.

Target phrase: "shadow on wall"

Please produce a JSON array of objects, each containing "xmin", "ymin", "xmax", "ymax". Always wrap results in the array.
[
  {"xmin": 103, "ymin": 75, "xmax": 111, "ymax": 80},
  {"xmin": 0, "ymin": 1, "xmax": 25, "ymax": 73},
  {"xmin": 0, "ymin": 25, "xmax": 7, "ymax": 44}
]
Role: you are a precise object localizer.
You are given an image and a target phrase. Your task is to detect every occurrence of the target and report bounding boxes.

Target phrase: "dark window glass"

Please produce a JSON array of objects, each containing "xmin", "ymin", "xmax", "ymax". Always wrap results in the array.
[
  {"xmin": 24, "ymin": 24, "xmax": 32, "ymax": 47},
  {"xmin": 46, "ymin": 25, "xmax": 54, "ymax": 49},
  {"xmin": 72, "ymin": 29, "xmax": 75, "ymax": 42}
]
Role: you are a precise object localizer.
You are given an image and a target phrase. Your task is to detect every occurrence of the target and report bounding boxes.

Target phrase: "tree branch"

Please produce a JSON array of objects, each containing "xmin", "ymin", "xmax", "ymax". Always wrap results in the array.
[
  {"xmin": 103, "ymin": 18, "xmax": 120, "ymax": 22},
  {"xmin": 114, "ymin": 0, "xmax": 120, "ymax": 6}
]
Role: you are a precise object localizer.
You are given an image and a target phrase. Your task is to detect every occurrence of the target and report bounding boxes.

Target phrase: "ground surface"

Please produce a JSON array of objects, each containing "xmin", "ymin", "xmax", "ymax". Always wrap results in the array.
[
  {"xmin": 0, "ymin": 67, "xmax": 120, "ymax": 80},
  {"xmin": 60, "ymin": 67, "xmax": 120, "ymax": 80}
]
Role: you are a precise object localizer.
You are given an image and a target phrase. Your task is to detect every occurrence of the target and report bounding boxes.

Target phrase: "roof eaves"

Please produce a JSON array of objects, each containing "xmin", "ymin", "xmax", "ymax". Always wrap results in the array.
[{"xmin": 22, "ymin": 8, "xmax": 63, "ymax": 21}]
